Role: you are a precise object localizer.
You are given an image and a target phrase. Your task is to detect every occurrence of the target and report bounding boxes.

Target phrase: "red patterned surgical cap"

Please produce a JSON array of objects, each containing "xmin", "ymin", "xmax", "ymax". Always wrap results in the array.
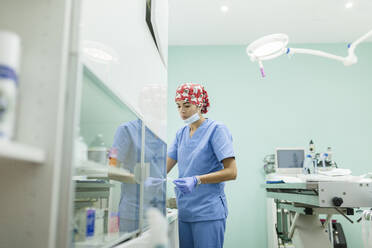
[{"xmin": 175, "ymin": 83, "xmax": 210, "ymax": 114}]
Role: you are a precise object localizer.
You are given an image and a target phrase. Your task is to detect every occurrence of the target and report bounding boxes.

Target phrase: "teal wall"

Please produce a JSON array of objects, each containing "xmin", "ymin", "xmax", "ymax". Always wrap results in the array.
[{"xmin": 168, "ymin": 43, "xmax": 372, "ymax": 248}]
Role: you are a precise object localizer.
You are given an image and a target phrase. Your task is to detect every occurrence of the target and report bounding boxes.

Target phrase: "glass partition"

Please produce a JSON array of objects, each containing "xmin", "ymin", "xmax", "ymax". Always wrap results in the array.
[
  {"xmin": 72, "ymin": 67, "xmax": 143, "ymax": 247},
  {"xmin": 69, "ymin": 0, "xmax": 167, "ymax": 246},
  {"xmin": 143, "ymin": 126, "xmax": 167, "ymax": 228}
]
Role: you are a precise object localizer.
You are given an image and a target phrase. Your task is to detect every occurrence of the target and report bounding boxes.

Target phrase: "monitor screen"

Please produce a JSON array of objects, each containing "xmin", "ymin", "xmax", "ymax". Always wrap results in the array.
[{"xmin": 276, "ymin": 149, "xmax": 305, "ymax": 168}]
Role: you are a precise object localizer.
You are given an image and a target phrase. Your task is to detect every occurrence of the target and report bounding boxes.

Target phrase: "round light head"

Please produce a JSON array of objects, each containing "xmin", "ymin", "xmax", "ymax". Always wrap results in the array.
[{"xmin": 246, "ymin": 33, "xmax": 289, "ymax": 61}]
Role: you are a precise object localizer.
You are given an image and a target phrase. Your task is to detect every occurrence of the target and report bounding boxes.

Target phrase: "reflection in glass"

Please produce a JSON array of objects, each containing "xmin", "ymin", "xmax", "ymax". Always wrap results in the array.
[
  {"xmin": 72, "ymin": 68, "xmax": 140, "ymax": 246},
  {"xmin": 111, "ymin": 119, "xmax": 142, "ymax": 233},
  {"xmin": 143, "ymin": 126, "xmax": 167, "ymax": 225},
  {"xmin": 111, "ymin": 120, "xmax": 167, "ymax": 232}
]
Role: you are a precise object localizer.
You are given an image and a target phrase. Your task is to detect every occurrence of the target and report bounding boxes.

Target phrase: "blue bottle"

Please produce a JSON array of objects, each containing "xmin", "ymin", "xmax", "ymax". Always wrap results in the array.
[{"xmin": 86, "ymin": 208, "xmax": 95, "ymax": 237}]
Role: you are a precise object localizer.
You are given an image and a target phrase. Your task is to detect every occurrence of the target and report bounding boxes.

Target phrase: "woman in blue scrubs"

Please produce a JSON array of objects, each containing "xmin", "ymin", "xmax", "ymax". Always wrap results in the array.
[{"xmin": 167, "ymin": 83, "xmax": 237, "ymax": 248}]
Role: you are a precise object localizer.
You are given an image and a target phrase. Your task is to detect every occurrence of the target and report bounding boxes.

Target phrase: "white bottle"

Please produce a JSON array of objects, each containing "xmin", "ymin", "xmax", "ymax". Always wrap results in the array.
[
  {"xmin": 326, "ymin": 147, "xmax": 335, "ymax": 168},
  {"xmin": 303, "ymin": 154, "xmax": 313, "ymax": 174},
  {"xmin": 94, "ymin": 209, "xmax": 104, "ymax": 236},
  {"xmin": 0, "ymin": 31, "xmax": 21, "ymax": 140},
  {"xmin": 319, "ymin": 153, "xmax": 329, "ymax": 169}
]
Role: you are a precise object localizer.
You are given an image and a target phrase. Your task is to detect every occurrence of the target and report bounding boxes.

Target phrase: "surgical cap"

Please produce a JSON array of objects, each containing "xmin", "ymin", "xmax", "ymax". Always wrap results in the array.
[{"xmin": 175, "ymin": 83, "xmax": 210, "ymax": 114}]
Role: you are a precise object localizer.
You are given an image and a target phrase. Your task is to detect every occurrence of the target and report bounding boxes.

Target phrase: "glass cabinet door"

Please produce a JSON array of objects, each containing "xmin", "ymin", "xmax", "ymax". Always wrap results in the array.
[
  {"xmin": 69, "ymin": 0, "xmax": 167, "ymax": 246},
  {"xmin": 73, "ymin": 67, "xmax": 143, "ymax": 247}
]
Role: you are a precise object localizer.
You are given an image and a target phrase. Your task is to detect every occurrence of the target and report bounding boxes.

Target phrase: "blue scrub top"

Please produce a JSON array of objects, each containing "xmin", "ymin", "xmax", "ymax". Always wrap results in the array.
[
  {"xmin": 112, "ymin": 120, "xmax": 141, "ymax": 221},
  {"xmin": 168, "ymin": 119, "xmax": 235, "ymax": 222}
]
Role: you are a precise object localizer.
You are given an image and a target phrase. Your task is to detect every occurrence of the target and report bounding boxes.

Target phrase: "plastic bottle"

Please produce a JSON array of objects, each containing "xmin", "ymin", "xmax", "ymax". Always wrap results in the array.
[
  {"xmin": 94, "ymin": 209, "xmax": 104, "ymax": 237},
  {"xmin": 88, "ymin": 134, "xmax": 107, "ymax": 165},
  {"xmin": 86, "ymin": 208, "xmax": 95, "ymax": 237},
  {"xmin": 320, "ymin": 153, "xmax": 328, "ymax": 168},
  {"xmin": 108, "ymin": 212, "xmax": 119, "ymax": 233},
  {"xmin": 109, "ymin": 147, "xmax": 117, "ymax": 167},
  {"xmin": 0, "ymin": 31, "xmax": 20, "ymax": 140},
  {"xmin": 303, "ymin": 154, "xmax": 313, "ymax": 174}
]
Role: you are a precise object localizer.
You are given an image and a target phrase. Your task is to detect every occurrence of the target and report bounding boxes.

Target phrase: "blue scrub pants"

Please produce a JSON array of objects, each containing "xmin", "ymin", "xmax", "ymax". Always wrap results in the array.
[{"xmin": 178, "ymin": 219, "xmax": 226, "ymax": 248}]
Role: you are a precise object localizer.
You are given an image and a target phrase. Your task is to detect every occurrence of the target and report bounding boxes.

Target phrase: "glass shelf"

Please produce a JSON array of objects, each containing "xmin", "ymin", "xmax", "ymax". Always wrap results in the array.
[
  {"xmin": 75, "ymin": 160, "xmax": 135, "ymax": 183},
  {"xmin": 0, "ymin": 140, "xmax": 45, "ymax": 164}
]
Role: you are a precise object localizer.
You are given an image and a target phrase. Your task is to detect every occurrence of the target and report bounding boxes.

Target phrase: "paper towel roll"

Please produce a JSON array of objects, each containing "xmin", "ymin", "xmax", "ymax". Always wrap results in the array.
[{"xmin": 0, "ymin": 30, "xmax": 21, "ymax": 73}]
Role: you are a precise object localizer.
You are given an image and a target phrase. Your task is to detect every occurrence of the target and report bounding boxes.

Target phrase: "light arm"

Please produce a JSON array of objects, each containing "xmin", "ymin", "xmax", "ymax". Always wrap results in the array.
[{"xmin": 287, "ymin": 48, "xmax": 347, "ymax": 63}]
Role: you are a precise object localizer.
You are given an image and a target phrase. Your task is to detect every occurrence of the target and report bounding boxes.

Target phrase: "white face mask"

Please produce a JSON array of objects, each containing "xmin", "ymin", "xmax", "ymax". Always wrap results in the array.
[{"xmin": 184, "ymin": 112, "xmax": 200, "ymax": 125}]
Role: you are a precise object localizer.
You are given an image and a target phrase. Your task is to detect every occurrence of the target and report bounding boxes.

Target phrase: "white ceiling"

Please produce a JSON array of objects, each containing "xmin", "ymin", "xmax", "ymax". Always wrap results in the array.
[{"xmin": 169, "ymin": 0, "xmax": 372, "ymax": 45}]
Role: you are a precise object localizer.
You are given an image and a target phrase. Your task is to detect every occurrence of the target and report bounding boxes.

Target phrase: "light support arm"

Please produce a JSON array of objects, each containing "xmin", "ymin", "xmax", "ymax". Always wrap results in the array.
[
  {"xmin": 287, "ymin": 48, "xmax": 348, "ymax": 64},
  {"xmin": 349, "ymin": 29, "xmax": 372, "ymax": 52}
]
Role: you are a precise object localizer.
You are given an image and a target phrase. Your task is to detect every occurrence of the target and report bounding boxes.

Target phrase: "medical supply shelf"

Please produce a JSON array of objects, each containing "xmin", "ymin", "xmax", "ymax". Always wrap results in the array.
[
  {"xmin": 74, "ymin": 180, "xmax": 113, "ymax": 200},
  {"xmin": 262, "ymin": 181, "xmax": 372, "ymax": 248},
  {"xmin": 75, "ymin": 160, "xmax": 135, "ymax": 183},
  {"xmin": 73, "ymin": 179, "xmax": 140, "ymax": 248},
  {"xmin": 0, "ymin": 140, "xmax": 45, "ymax": 164},
  {"xmin": 262, "ymin": 181, "xmax": 372, "ymax": 208}
]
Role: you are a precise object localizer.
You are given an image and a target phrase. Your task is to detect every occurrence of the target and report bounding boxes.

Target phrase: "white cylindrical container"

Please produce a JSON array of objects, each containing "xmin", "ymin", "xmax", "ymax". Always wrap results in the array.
[
  {"xmin": 0, "ymin": 30, "xmax": 21, "ymax": 140},
  {"xmin": 88, "ymin": 134, "xmax": 107, "ymax": 165},
  {"xmin": 94, "ymin": 209, "xmax": 104, "ymax": 236}
]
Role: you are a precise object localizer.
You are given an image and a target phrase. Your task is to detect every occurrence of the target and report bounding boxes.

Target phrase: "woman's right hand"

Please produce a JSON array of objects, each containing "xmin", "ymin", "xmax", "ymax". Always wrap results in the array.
[{"xmin": 173, "ymin": 176, "xmax": 198, "ymax": 194}]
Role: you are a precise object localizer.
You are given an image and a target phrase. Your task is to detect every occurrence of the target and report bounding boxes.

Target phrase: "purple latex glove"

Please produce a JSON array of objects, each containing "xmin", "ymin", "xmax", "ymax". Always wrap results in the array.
[
  {"xmin": 173, "ymin": 176, "xmax": 198, "ymax": 194},
  {"xmin": 144, "ymin": 177, "xmax": 165, "ymax": 188}
]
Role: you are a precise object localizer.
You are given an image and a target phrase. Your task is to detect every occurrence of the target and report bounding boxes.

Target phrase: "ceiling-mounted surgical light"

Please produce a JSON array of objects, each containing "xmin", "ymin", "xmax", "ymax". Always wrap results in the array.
[{"xmin": 246, "ymin": 29, "xmax": 372, "ymax": 78}]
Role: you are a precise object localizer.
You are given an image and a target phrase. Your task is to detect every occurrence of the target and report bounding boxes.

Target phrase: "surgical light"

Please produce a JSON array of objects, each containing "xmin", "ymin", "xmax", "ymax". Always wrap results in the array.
[{"xmin": 246, "ymin": 29, "xmax": 372, "ymax": 77}]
